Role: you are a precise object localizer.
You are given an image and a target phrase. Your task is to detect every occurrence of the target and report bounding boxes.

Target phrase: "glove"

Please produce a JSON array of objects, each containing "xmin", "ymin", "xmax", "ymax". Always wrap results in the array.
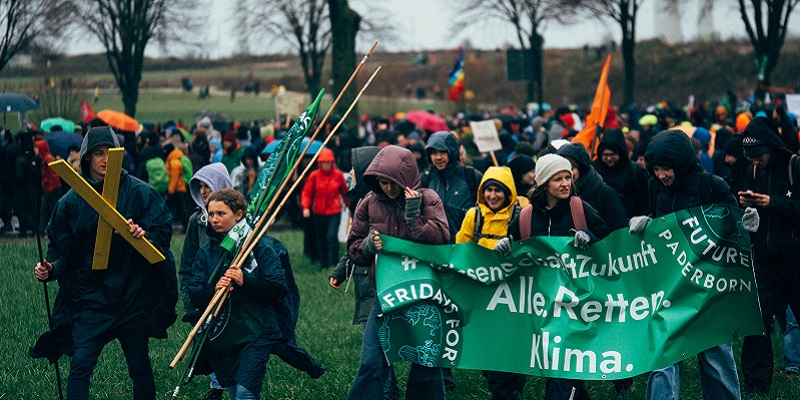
[
  {"xmin": 494, "ymin": 236, "xmax": 512, "ymax": 256},
  {"xmin": 404, "ymin": 194, "xmax": 422, "ymax": 221},
  {"xmin": 361, "ymin": 231, "xmax": 379, "ymax": 255},
  {"xmin": 573, "ymin": 230, "xmax": 591, "ymax": 250},
  {"xmin": 742, "ymin": 207, "xmax": 760, "ymax": 233},
  {"xmin": 629, "ymin": 216, "xmax": 651, "ymax": 234}
]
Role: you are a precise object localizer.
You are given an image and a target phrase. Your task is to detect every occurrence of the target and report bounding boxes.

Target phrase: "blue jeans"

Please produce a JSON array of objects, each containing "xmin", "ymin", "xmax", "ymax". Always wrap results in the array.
[
  {"xmin": 646, "ymin": 341, "xmax": 740, "ymax": 400},
  {"xmin": 776, "ymin": 305, "xmax": 800, "ymax": 373},
  {"xmin": 347, "ymin": 297, "xmax": 443, "ymax": 400}
]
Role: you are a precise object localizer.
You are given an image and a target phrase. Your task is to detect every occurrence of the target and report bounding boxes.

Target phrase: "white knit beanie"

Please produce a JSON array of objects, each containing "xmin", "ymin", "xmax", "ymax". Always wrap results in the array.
[{"xmin": 534, "ymin": 154, "xmax": 573, "ymax": 187}]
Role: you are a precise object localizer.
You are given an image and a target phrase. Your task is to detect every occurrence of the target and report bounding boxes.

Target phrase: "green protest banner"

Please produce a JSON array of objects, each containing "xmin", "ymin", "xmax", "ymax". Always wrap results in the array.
[{"xmin": 375, "ymin": 204, "xmax": 763, "ymax": 380}]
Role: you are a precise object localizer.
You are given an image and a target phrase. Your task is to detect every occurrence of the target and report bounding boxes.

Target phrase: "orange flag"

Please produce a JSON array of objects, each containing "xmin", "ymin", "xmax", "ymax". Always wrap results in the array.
[{"xmin": 572, "ymin": 54, "xmax": 611, "ymax": 156}]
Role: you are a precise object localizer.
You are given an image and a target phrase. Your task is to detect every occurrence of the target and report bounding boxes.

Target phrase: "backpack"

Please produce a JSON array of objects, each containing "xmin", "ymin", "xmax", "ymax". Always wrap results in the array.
[
  {"xmin": 146, "ymin": 157, "xmax": 169, "ymax": 194},
  {"xmin": 471, "ymin": 202, "xmax": 522, "ymax": 243},
  {"xmin": 518, "ymin": 196, "xmax": 586, "ymax": 240},
  {"xmin": 179, "ymin": 155, "xmax": 194, "ymax": 185},
  {"xmin": 421, "ymin": 165, "xmax": 479, "ymax": 200}
]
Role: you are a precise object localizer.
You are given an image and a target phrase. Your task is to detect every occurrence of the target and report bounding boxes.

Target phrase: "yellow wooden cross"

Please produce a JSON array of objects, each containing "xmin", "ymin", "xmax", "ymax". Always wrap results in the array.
[{"xmin": 48, "ymin": 148, "xmax": 165, "ymax": 269}]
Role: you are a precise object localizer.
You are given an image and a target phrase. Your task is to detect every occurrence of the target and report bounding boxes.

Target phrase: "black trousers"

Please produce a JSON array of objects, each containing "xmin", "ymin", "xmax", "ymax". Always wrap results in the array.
[
  {"xmin": 742, "ymin": 254, "xmax": 800, "ymax": 392},
  {"xmin": 312, "ymin": 213, "xmax": 341, "ymax": 268}
]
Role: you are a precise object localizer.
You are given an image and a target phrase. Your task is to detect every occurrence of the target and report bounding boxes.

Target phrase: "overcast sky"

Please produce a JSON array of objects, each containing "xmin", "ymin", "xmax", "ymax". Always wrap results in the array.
[{"xmin": 67, "ymin": 1, "xmax": 754, "ymax": 58}]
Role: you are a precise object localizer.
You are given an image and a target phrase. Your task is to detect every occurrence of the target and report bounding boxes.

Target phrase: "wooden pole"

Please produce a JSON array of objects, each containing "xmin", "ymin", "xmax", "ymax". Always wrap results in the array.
[
  {"xmin": 170, "ymin": 44, "xmax": 379, "ymax": 367},
  {"xmin": 231, "ymin": 41, "xmax": 378, "ymax": 269}
]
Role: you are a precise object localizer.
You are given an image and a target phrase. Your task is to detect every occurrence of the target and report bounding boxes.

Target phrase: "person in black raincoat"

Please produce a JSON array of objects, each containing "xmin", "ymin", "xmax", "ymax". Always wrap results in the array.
[
  {"xmin": 558, "ymin": 142, "xmax": 628, "ymax": 231},
  {"xmin": 738, "ymin": 116, "xmax": 800, "ymax": 395},
  {"xmin": 186, "ymin": 189, "xmax": 323, "ymax": 398},
  {"xmin": 593, "ymin": 128, "xmax": 650, "ymax": 218},
  {"xmin": 30, "ymin": 126, "xmax": 178, "ymax": 400},
  {"xmin": 629, "ymin": 129, "xmax": 753, "ymax": 400},
  {"xmin": 422, "ymin": 131, "xmax": 482, "ymax": 242}
]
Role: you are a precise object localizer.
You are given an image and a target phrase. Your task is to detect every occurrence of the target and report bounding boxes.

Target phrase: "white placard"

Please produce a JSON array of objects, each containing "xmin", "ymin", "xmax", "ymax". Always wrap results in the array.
[
  {"xmin": 469, "ymin": 120, "xmax": 502, "ymax": 152},
  {"xmin": 785, "ymin": 94, "xmax": 800, "ymax": 113},
  {"xmin": 276, "ymin": 90, "xmax": 311, "ymax": 119}
]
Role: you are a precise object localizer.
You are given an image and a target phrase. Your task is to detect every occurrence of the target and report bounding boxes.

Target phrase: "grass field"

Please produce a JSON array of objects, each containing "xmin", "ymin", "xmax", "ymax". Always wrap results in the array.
[{"xmin": 1, "ymin": 230, "xmax": 799, "ymax": 399}]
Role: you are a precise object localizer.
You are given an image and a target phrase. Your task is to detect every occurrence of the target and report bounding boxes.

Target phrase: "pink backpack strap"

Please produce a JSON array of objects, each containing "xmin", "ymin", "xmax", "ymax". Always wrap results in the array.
[
  {"xmin": 570, "ymin": 196, "xmax": 587, "ymax": 231},
  {"xmin": 519, "ymin": 205, "xmax": 533, "ymax": 239}
]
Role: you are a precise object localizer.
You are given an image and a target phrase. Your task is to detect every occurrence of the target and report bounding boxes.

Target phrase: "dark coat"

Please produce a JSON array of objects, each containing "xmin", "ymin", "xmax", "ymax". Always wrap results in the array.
[
  {"xmin": 644, "ymin": 130, "xmax": 737, "ymax": 218},
  {"xmin": 593, "ymin": 129, "xmax": 651, "ymax": 218},
  {"xmin": 507, "ymin": 195, "xmax": 610, "ymax": 240},
  {"xmin": 348, "ymin": 145, "xmax": 450, "ymax": 279},
  {"xmin": 558, "ymin": 143, "xmax": 628, "ymax": 231},
  {"xmin": 332, "ymin": 146, "xmax": 381, "ymax": 324},
  {"xmin": 742, "ymin": 117, "xmax": 800, "ymax": 260},
  {"xmin": 186, "ymin": 230, "xmax": 322, "ymax": 381},
  {"xmin": 29, "ymin": 170, "xmax": 177, "ymax": 362},
  {"xmin": 423, "ymin": 131, "xmax": 482, "ymax": 241}
]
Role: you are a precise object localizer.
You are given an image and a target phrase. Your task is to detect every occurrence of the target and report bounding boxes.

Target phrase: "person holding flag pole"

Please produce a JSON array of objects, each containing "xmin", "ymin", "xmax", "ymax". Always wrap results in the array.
[{"xmin": 170, "ymin": 43, "xmax": 379, "ymax": 390}]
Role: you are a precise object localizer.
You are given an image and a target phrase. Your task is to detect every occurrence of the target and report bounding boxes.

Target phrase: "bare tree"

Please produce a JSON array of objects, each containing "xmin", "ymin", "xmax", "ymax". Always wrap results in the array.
[
  {"xmin": 75, "ymin": 0, "xmax": 199, "ymax": 118},
  {"xmin": 328, "ymin": 0, "xmax": 360, "ymax": 127},
  {"xmin": 454, "ymin": 0, "xmax": 579, "ymax": 106},
  {"xmin": 580, "ymin": 0, "xmax": 643, "ymax": 107},
  {"xmin": 251, "ymin": 0, "xmax": 331, "ymax": 96},
  {"xmin": 738, "ymin": 0, "xmax": 800, "ymax": 95},
  {"xmin": 0, "ymin": 0, "xmax": 72, "ymax": 73}
]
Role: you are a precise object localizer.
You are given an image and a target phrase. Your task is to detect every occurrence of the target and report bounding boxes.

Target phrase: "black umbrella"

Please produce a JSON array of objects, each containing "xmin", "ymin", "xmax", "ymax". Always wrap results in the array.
[
  {"xmin": 0, "ymin": 92, "xmax": 38, "ymax": 127},
  {"xmin": 0, "ymin": 92, "xmax": 38, "ymax": 112}
]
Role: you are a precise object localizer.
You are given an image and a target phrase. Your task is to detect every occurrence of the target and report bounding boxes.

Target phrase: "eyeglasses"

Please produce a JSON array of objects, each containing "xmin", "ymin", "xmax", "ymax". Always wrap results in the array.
[{"xmin": 601, "ymin": 152, "xmax": 619, "ymax": 159}]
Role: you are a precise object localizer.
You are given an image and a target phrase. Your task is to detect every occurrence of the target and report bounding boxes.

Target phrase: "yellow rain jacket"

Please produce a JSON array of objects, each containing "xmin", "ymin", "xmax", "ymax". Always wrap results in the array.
[{"xmin": 455, "ymin": 166, "xmax": 518, "ymax": 249}]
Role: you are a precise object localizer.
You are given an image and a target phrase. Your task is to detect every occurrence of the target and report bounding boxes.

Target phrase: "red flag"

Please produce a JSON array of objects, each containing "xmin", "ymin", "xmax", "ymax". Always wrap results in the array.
[
  {"xmin": 80, "ymin": 99, "xmax": 95, "ymax": 123},
  {"xmin": 572, "ymin": 54, "xmax": 611, "ymax": 155}
]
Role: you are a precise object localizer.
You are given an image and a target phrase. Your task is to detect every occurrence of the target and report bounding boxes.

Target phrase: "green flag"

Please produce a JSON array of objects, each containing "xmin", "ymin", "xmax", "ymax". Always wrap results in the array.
[
  {"xmin": 246, "ymin": 89, "xmax": 325, "ymax": 223},
  {"xmin": 375, "ymin": 204, "xmax": 763, "ymax": 379}
]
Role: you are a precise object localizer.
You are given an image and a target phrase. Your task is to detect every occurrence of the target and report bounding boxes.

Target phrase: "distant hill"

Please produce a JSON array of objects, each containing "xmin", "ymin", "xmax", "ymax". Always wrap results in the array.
[{"xmin": 4, "ymin": 38, "xmax": 800, "ymax": 110}]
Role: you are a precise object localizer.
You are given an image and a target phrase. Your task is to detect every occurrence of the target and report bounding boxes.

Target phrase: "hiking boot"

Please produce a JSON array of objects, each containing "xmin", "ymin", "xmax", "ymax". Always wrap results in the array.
[{"xmin": 203, "ymin": 388, "xmax": 224, "ymax": 400}]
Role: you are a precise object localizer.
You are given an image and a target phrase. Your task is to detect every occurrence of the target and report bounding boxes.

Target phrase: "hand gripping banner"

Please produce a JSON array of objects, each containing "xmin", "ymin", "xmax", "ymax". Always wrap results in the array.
[{"xmin": 375, "ymin": 204, "xmax": 763, "ymax": 380}]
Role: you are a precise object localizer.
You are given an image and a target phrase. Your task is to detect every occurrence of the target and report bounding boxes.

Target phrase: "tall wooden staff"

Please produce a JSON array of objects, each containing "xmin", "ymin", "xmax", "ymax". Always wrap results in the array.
[{"xmin": 28, "ymin": 151, "xmax": 65, "ymax": 400}]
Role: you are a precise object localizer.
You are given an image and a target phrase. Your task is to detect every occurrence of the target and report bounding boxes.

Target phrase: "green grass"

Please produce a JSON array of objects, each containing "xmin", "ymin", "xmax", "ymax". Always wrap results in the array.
[{"xmin": 2, "ymin": 231, "xmax": 799, "ymax": 399}]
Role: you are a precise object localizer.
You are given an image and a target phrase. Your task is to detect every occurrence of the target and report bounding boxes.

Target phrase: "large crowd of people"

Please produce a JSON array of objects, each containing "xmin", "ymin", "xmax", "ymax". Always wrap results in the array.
[{"xmin": 13, "ymin": 93, "xmax": 800, "ymax": 399}]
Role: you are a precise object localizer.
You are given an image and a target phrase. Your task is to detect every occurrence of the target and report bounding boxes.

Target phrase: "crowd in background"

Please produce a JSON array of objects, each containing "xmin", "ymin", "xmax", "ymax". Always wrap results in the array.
[{"xmin": 7, "ymin": 91, "xmax": 800, "ymax": 398}]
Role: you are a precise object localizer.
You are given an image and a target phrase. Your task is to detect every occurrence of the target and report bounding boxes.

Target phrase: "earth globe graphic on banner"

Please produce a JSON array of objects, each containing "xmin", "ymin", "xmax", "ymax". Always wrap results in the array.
[{"xmin": 378, "ymin": 303, "xmax": 443, "ymax": 367}]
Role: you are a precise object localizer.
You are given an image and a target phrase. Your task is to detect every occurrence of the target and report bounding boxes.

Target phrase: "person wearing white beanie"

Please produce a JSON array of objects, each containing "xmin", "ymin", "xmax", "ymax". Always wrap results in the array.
[{"xmin": 495, "ymin": 152, "xmax": 610, "ymax": 399}]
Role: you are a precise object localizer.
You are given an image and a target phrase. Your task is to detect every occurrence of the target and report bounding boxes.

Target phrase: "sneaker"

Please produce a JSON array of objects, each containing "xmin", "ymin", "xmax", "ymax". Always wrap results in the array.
[
  {"xmin": 203, "ymin": 388, "xmax": 224, "ymax": 400},
  {"xmin": 786, "ymin": 369, "xmax": 798, "ymax": 378}
]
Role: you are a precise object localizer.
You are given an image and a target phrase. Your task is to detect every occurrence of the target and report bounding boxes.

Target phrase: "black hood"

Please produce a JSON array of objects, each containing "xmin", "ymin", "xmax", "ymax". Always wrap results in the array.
[
  {"xmin": 79, "ymin": 126, "xmax": 121, "ymax": 180},
  {"xmin": 743, "ymin": 116, "xmax": 792, "ymax": 156},
  {"xmin": 644, "ymin": 129, "xmax": 700, "ymax": 181},
  {"xmin": 346, "ymin": 146, "xmax": 382, "ymax": 214},
  {"xmin": 596, "ymin": 128, "xmax": 629, "ymax": 164},
  {"xmin": 557, "ymin": 143, "xmax": 592, "ymax": 177}
]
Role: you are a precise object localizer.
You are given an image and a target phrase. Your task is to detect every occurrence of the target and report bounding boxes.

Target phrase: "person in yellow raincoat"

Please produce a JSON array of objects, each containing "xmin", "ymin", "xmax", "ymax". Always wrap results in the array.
[{"xmin": 455, "ymin": 166, "xmax": 526, "ymax": 398}]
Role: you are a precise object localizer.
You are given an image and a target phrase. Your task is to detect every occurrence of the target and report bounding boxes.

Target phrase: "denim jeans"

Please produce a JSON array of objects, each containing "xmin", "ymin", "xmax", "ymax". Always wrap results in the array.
[
  {"xmin": 646, "ymin": 341, "xmax": 740, "ymax": 400},
  {"xmin": 67, "ymin": 320, "xmax": 155, "ymax": 400},
  {"xmin": 226, "ymin": 334, "xmax": 274, "ymax": 399},
  {"xmin": 347, "ymin": 297, "xmax": 444, "ymax": 400},
  {"xmin": 776, "ymin": 305, "xmax": 800, "ymax": 373}
]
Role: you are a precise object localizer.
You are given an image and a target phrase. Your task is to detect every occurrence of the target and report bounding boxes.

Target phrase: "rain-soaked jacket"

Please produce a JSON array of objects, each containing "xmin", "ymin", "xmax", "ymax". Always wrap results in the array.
[
  {"xmin": 30, "ymin": 167, "xmax": 176, "ymax": 362},
  {"xmin": 348, "ymin": 145, "xmax": 449, "ymax": 280},
  {"xmin": 644, "ymin": 130, "xmax": 736, "ymax": 218},
  {"xmin": 456, "ymin": 166, "xmax": 518, "ymax": 248},
  {"xmin": 423, "ymin": 131, "xmax": 482, "ymax": 241}
]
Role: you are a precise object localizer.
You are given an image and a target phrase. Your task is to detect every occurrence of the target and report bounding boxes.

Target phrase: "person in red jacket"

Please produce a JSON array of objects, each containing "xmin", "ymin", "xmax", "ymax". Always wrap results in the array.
[
  {"xmin": 34, "ymin": 139, "xmax": 62, "ymax": 234},
  {"xmin": 301, "ymin": 148, "xmax": 350, "ymax": 268}
]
